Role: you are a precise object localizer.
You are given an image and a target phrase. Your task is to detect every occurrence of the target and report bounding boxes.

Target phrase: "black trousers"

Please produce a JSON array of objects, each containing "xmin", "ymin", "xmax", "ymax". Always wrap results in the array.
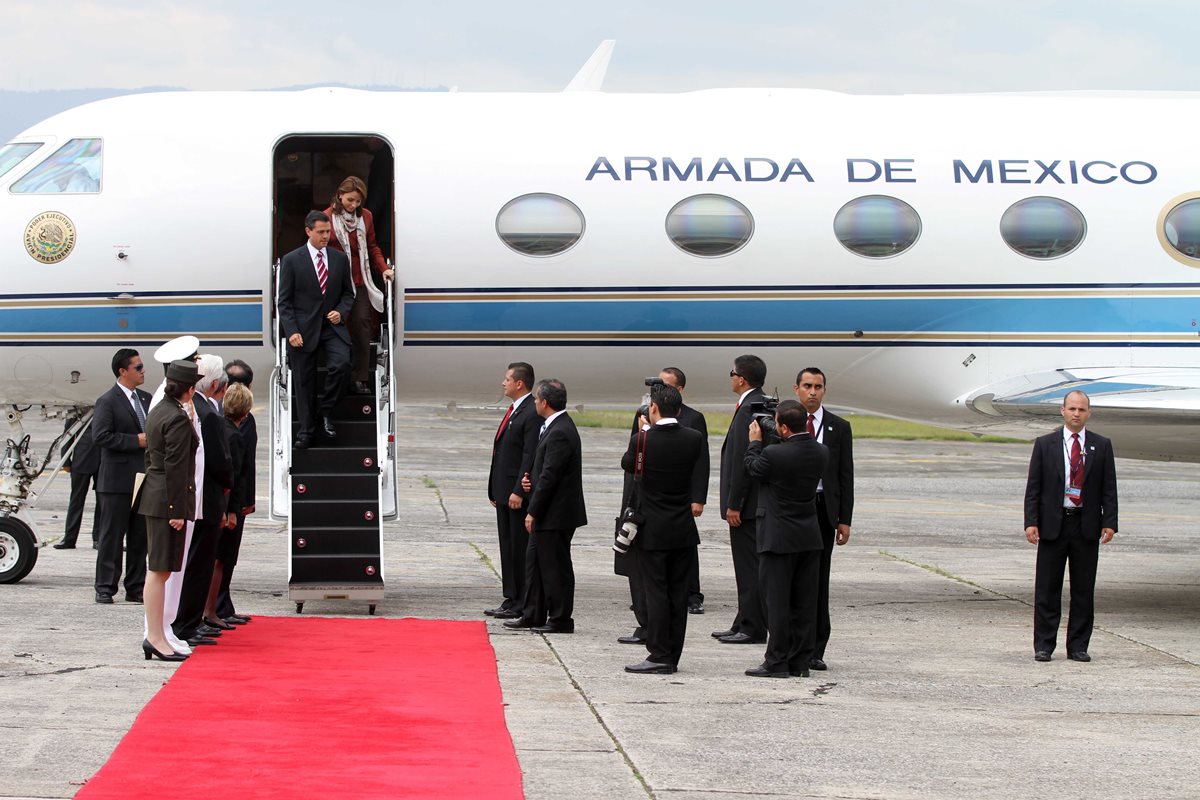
[
  {"xmin": 640, "ymin": 545, "xmax": 696, "ymax": 666},
  {"xmin": 215, "ymin": 512, "xmax": 245, "ymax": 618},
  {"xmin": 1034, "ymin": 514, "xmax": 1099, "ymax": 654},
  {"xmin": 63, "ymin": 470, "xmax": 100, "ymax": 547},
  {"xmin": 520, "ymin": 526, "xmax": 575, "ymax": 627},
  {"xmin": 348, "ymin": 288, "xmax": 377, "ymax": 383},
  {"xmin": 813, "ymin": 495, "xmax": 836, "ymax": 659},
  {"xmin": 729, "ymin": 517, "xmax": 765, "ymax": 640},
  {"xmin": 759, "ymin": 549, "xmax": 821, "ymax": 673},
  {"xmin": 289, "ymin": 324, "xmax": 351, "ymax": 439},
  {"xmin": 94, "ymin": 490, "xmax": 146, "ymax": 597},
  {"xmin": 495, "ymin": 503, "xmax": 527, "ymax": 609},
  {"xmin": 687, "ymin": 554, "xmax": 703, "ymax": 607},
  {"xmin": 174, "ymin": 516, "xmax": 222, "ymax": 638}
]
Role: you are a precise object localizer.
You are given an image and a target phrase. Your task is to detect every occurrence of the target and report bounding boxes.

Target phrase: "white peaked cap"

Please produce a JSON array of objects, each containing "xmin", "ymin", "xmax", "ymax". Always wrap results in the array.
[{"xmin": 153, "ymin": 335, "xmax": 200, "ymax": 364}]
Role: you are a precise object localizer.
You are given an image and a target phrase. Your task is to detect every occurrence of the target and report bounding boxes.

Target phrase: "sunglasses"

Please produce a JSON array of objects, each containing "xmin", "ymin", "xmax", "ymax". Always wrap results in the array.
[{"xmin": 729, "ymin": 370, "xmax": 742, "ymax": 378}]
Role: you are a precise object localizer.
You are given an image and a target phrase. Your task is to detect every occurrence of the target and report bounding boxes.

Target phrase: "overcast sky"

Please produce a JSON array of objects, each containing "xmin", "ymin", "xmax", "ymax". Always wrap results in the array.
[{"xmin": 6, "ymin": 0, "xmax": 1200, "ymax": 94}]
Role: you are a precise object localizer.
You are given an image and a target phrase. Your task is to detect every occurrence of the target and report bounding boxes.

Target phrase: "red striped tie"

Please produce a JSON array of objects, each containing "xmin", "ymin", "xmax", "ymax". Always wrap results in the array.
[
  {"xmin": 495, "ymin": 404, "xmax": 514, "ymax": 442},
  {"xmin": 316, "ymin": 251, "xmax": 328, "ymax": 295},
  {"xmin": 807, "ymin": 414, "xmax": 816, "ymax": 436},
  {"xmin": 1068, "ymin": 434, "xmax": 1083, "ymax": 506}
]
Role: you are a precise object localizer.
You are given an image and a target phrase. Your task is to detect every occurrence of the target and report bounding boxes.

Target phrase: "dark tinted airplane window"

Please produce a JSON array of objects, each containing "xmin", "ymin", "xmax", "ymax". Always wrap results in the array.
[
  {"xmin": 496, "ymin": 193, "xmax": 584, "ymax": 256},
  {"xmin": 0, "ymin": 143, "xmax": 42, "ymax": 180},
  {"xmin": 1163, "ymin": 198, "xmax": 1200, "ymax": 260},
  {"xmin": 833, "ymin": 195, "xmax": 921, "ymax": 258},
  {"xmin": 10, "ymin": 138, "xmax": 102, "ymax": 194},
  {"xmin": 665, "ymin": 194, "xmax": 754, "ymax": 257},
  {"xmin": 999, "ymin": 197, "xmax": 1086, "ymax": 259}
]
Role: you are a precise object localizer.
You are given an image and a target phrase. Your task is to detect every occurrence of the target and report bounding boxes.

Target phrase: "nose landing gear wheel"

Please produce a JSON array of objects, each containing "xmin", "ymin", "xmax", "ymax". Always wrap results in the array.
[{"xmin": 0, "ymin": 518, "xmax": 38, "ymax": 584}]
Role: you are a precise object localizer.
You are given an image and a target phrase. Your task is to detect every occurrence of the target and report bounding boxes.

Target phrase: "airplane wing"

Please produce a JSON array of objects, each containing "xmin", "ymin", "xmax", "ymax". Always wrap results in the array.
[{"xmin": 962, "ymin": 367, "xmax": 1200, "ymax": 425}]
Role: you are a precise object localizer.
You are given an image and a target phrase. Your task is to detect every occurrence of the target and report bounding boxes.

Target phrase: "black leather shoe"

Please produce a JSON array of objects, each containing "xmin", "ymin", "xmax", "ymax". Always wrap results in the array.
[
  {"xmin": 294, "ymin": 435, "xmax": 311, "ymax": 450},
  {"xmin": 95, "ymin": 593, "xmax": 114, "ymax": 604},
  {"xmin": 532, "ymin": 623, "xmax": 574, "ymax": 634},
  {"xmin": 222, "ymin": 616, "xmax": 248, "ymax": 625},
  {"xmin": 790, "ymin": 668, "xmax": 811, "ymax": 678},
  {"xmin": 718, "ymin": 632, "xmax": 759, "ymax": 644},
  {"xmin": 143, "ymin": 640, "xmax": 188, "ymax": 662},
  {"xmin": 195, "ymin": 625, "xmax": 223, "ymax": 637},
  {"xmin": 688, "ymin": 602, "xmax": 705, "ymax": 614},
  {"xmin": 491, "ymin": 608, "xmax": 521, "ymax": 619},
  {"xmin": 711, "ymin": 628, "xmax": 736, "ymax": 639},
  {"xmin": 53, "ymin": 542, "xmax": 76, "ymax": 550},
  {"xmin": 321, "ymin": 417, "xmax": 337, "ymax": 439},
  {"xmin": 617, "ymin": 634, "xmax": 647, "ymax": 645},
  {"xmin": 1067, "ymin": 651, "xmax": 1091, "ymax": 662},
  {"xmin": 809, "ymin": 658, "xmax": 828, "ymax": 671},
  {"xmin": 502, "ymin": 618, "xmax": 538, "ymax": 630},
  {"xmin": 625, "ymin": 660, "xmax": 676, "ymax": 674},
  {"xmin": 1034, "ymin": 650, "xmax": 1052, "ymax": 662},
  {"xmin": 204, "ymin": 616, "xmax": 235, "ymax": 631},
  {"xmin": 125, "ymin": 594, "xmax": 143, "ymax": 604},
  {"xmin": 745, "ymin": 664, "xmax": 790, "ymax": 678},
  {"xmin": 187, "ymin": 636, "xmax": 218, "ymax": 646}
]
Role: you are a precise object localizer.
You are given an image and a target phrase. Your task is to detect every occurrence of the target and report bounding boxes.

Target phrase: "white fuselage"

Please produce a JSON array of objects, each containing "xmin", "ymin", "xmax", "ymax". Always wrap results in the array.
[{"xmin": 2, "ymin": 88, "xmax": 1199, "ymax": 459}]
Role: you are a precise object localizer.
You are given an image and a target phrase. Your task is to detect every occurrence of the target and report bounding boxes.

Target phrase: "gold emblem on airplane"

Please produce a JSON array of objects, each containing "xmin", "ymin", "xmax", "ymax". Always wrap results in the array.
[{"xmin": 24, "ymin": 211, "xmax": 77, "ymax": 264}]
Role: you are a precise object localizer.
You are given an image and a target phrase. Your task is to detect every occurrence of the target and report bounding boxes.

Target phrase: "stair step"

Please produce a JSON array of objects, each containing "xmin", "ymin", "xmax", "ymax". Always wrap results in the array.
[
  {"xmin": 292, "ymin": 446, "xmax": 379, "ymax": 474},
  {"xmin": 290, "ymin": 528, "xmax": 382, "ymax": 556},
  {"xmin": 290, "ymin": 554, "xmax": 384, "ymax": 583},
  {"xmin": 292, "ymin": 474, "xmax": 378, "ymax": 501},
  {"xmin": 292, "ymin": 498, "xmax": 381, "ymax": 528}
]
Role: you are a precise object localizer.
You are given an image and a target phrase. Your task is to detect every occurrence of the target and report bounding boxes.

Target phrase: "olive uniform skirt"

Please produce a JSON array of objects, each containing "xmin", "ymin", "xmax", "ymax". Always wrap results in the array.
[{"xmin": 144, "ymin": 514, "xmax": 187, "ymax": 572}]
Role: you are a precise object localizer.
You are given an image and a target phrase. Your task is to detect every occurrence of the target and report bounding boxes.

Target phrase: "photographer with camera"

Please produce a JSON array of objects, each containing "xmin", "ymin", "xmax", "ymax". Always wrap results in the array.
[
  {"xmin": 743, "ymin": 398, "xmax": 828, "ymax": 678},
  {"xmin": 616, "ymin": 368, "xmax": 710, "ymax": 646},
  {"xmin": 620, "ymin": 384, "xmax": 709, "ymax": 675},
  {"xmin": 714, "ymin": 354, "xmax": 769, "ymax": 645}
]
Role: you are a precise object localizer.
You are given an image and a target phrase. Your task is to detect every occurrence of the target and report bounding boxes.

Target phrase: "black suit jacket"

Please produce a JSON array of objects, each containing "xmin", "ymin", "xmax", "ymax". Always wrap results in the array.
[
  {"xmin": 719, "ymin": 388, "xmax": 764, "ymax": 516},
  {"xmin": 62, "ymin": 416, "xmax": 100, "ymax": 475},
  {"xmin": 225, "ymin": 418, "xmax": 253, "ymax": 513},
  {"xmin": 194, "ymin": 396, "xmax": 233, "ymax": 522},
  {"xmin": 237, "ymin": 412, "xmax": 258, "ymax": 508},
  {"xmin": 623, "ymin": 403, "xmax": 709, "ymax": 506},
  {"xmin": 140, "ymin": 399, "xmax": 198, "ymax": 520},
  {"xmin": 92, "ymin": 384, "xmax": 152, "ymax": 493},
  {"xmin": 1024, "ymin": 427, "xmax": 1118, "ymax": 541},
  {"xmin": 745, "ymin": 433, "xmax": 829, "ymax": 554},
  {"xmin": 621, "ymin": 423, "xmax": 706, "ymax": 550},
  {"xmin": 816, "ymin": 408, "xmax": 855, "ymax": 528},
  {"xmin": 277, "ymin": 244, "xmax": 355, "ymax": 351},
  {"xmin": 527, "ymin": 413, "xmax": 587, "ymax": 530},
  {"xmin": 487, "ymin": 396, "xmax": 539, "ymax": 507}
]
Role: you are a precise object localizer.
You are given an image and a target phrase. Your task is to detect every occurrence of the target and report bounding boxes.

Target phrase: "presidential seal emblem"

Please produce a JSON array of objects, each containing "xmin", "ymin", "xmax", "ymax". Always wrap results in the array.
[{"xmin": 24, "ymin": 212, "xmax": 77, "ymax": 264}]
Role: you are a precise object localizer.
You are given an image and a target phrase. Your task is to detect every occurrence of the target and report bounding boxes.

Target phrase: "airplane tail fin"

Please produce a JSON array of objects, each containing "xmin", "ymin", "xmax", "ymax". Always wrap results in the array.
[{"xmin": 565, "ymin": 40, "xmax": 615, "ymax": 92}]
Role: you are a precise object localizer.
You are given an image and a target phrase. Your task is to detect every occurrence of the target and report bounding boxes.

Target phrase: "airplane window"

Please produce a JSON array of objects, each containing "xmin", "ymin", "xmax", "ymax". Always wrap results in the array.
[
  {"xmin": 496, "ymin": 193, "xmax": 584, "ymax": 256},
  {"xmin": 9, "ymin": 138, "xmax": 102, "ymax": 194},
  {"xmin": 1163, "ymin": 198, "xmax": 1200, "ymax": 261},
  {"xmin": 0, "ymin": 143, "xmax": 42, "ymax": 179},
  {"xmin": 833, "ymin": 195, "xmax": 921, "ymax": 258},
  {"xmin": 999, "ymin": 197, "xmax": 1086, "ymax": 259},
  {"xmin": 665, "ymin": 194, "xmax": 754, "ymax": 257}
]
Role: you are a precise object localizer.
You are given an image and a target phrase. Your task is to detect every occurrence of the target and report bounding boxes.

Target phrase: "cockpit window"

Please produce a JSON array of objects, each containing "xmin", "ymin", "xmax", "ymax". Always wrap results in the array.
[
  {"xmin": 10, "ymin": 138, "xmax": 102, "ymax": 193},
  {"xmin": 0, "ymin": 143, "xmax": 43, "ymax": 180}
]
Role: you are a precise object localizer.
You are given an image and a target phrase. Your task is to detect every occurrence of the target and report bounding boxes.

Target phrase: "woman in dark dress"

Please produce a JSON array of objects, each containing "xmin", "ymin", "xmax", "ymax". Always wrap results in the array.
[
  {"xmin": 139, "ymin": 360, "xmax": 201, "ymax": 661},
  {"xmin": 204, "ymin": 382, "xmax": 254, "ymax": 625}
]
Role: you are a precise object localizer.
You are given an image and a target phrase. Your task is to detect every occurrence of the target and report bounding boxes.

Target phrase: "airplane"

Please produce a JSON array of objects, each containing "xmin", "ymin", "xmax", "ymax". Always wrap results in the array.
[{"xmin": 2, "ymin": 41, "xmax": 1198, "ymax": 584}]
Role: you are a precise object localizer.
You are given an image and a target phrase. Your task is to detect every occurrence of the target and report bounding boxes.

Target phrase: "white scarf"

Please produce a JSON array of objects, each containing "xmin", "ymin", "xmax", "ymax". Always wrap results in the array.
[{"xmin": 332, "ymin": 210, "xmax": 385, "ymax": 312}]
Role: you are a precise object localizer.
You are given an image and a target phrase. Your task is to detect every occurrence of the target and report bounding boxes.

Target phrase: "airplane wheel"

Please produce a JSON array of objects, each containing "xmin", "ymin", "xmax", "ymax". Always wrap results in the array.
[
  {"xmin": 0, "ymin": 517, "xmax": 38, "ymax": 584},
  {"xmin": 368, "ymin": 604, "xmax": 376, "ymax": 616},
  {"xmin": 295, "ymin": 602, "xmax": 304, "ymax": 614}
]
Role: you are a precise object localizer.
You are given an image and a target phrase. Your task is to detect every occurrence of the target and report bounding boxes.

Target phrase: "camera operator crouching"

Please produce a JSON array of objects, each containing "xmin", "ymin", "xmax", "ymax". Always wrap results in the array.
[
  {"xmin": 620, "ymin": 384, "xmax": 709, "ymax": 675},
  {"xmin": 742, "ymin": 398, "xmax": 829, "ymax": 678}
]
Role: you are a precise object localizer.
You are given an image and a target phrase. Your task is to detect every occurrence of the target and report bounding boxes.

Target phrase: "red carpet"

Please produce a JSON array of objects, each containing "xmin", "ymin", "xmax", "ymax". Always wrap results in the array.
[{"xmin": 77, "ymin": 618, "xmax": 524, "ymax": 800}]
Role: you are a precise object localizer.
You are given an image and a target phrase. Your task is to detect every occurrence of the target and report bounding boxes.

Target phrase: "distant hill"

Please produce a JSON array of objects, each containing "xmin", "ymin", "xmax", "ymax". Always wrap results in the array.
[{"xmin": 1, "ymin": 84, "xmax": 447, "ymax": 142}]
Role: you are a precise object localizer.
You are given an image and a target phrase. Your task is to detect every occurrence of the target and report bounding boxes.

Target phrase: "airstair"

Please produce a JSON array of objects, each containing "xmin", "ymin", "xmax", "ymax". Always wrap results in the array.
[{"xmin": 269, "ymin": 275, "xmax": 398, "ymax": 614}]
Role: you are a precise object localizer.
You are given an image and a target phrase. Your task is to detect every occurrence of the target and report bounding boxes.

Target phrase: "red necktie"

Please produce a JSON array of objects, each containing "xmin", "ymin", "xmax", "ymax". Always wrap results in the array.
[
  {"xmin": 316, "ymin": 251, "xmax": 328, "ymax": 295},
  {"xmin": 807, "ymin": 414, "xmax": 816, "ymax": 436},
  {"xmin": 1068, "ymin": 434, "xmax": 1083, "ymax": 506},
  {"xmin": 495, "ymin": 404, "xmax": 514, "ymax": 442}
]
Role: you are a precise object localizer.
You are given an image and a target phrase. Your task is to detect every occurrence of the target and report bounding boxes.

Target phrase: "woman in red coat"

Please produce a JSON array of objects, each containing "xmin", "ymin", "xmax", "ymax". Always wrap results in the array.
[{"xmin": 324, "ymin": 175, "xmax": 395, "ymax": 395}]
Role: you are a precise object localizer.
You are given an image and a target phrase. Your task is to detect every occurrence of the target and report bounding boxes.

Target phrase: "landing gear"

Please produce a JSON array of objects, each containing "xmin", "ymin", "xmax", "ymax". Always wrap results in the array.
[
  {"xmin": 295, "ymin": 602, "xmax": 304, "ymax": 614},
  {"xmin": 368, "ymin": 604, "xmax": 376, "ymax": 616},
  {"xmin": 0, "ymin": 516, "xmax": 38, "ymax": 584}
]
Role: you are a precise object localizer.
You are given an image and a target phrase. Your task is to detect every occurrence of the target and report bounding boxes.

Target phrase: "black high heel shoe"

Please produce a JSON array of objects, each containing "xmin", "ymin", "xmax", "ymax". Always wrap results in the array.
[{"xmin": 143, "ymin": 639, "xmax": 188, "ymax": 662}]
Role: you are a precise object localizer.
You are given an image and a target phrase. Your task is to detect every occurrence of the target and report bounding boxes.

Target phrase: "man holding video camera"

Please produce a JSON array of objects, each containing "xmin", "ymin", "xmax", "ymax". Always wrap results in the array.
[
  {"xmin": 621, "ymin": 384, "xmax": 709, "ymax": 674},
  {"xmin": 743, "ymin": 398, "xmax": 828, "ymax": 678}
]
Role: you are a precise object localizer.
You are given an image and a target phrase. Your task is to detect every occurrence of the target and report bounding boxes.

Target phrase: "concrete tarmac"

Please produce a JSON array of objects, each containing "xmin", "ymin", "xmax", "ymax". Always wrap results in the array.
[{"xmin": 2, "ymin": 405, "xmax": 1199, "ymax": 799}]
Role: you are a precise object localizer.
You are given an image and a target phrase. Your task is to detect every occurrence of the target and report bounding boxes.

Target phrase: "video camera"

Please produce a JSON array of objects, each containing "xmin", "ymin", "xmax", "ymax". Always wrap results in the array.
[{"xmin": 749, "ymin": 393, "xmax": 781, "ymax": 443}]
